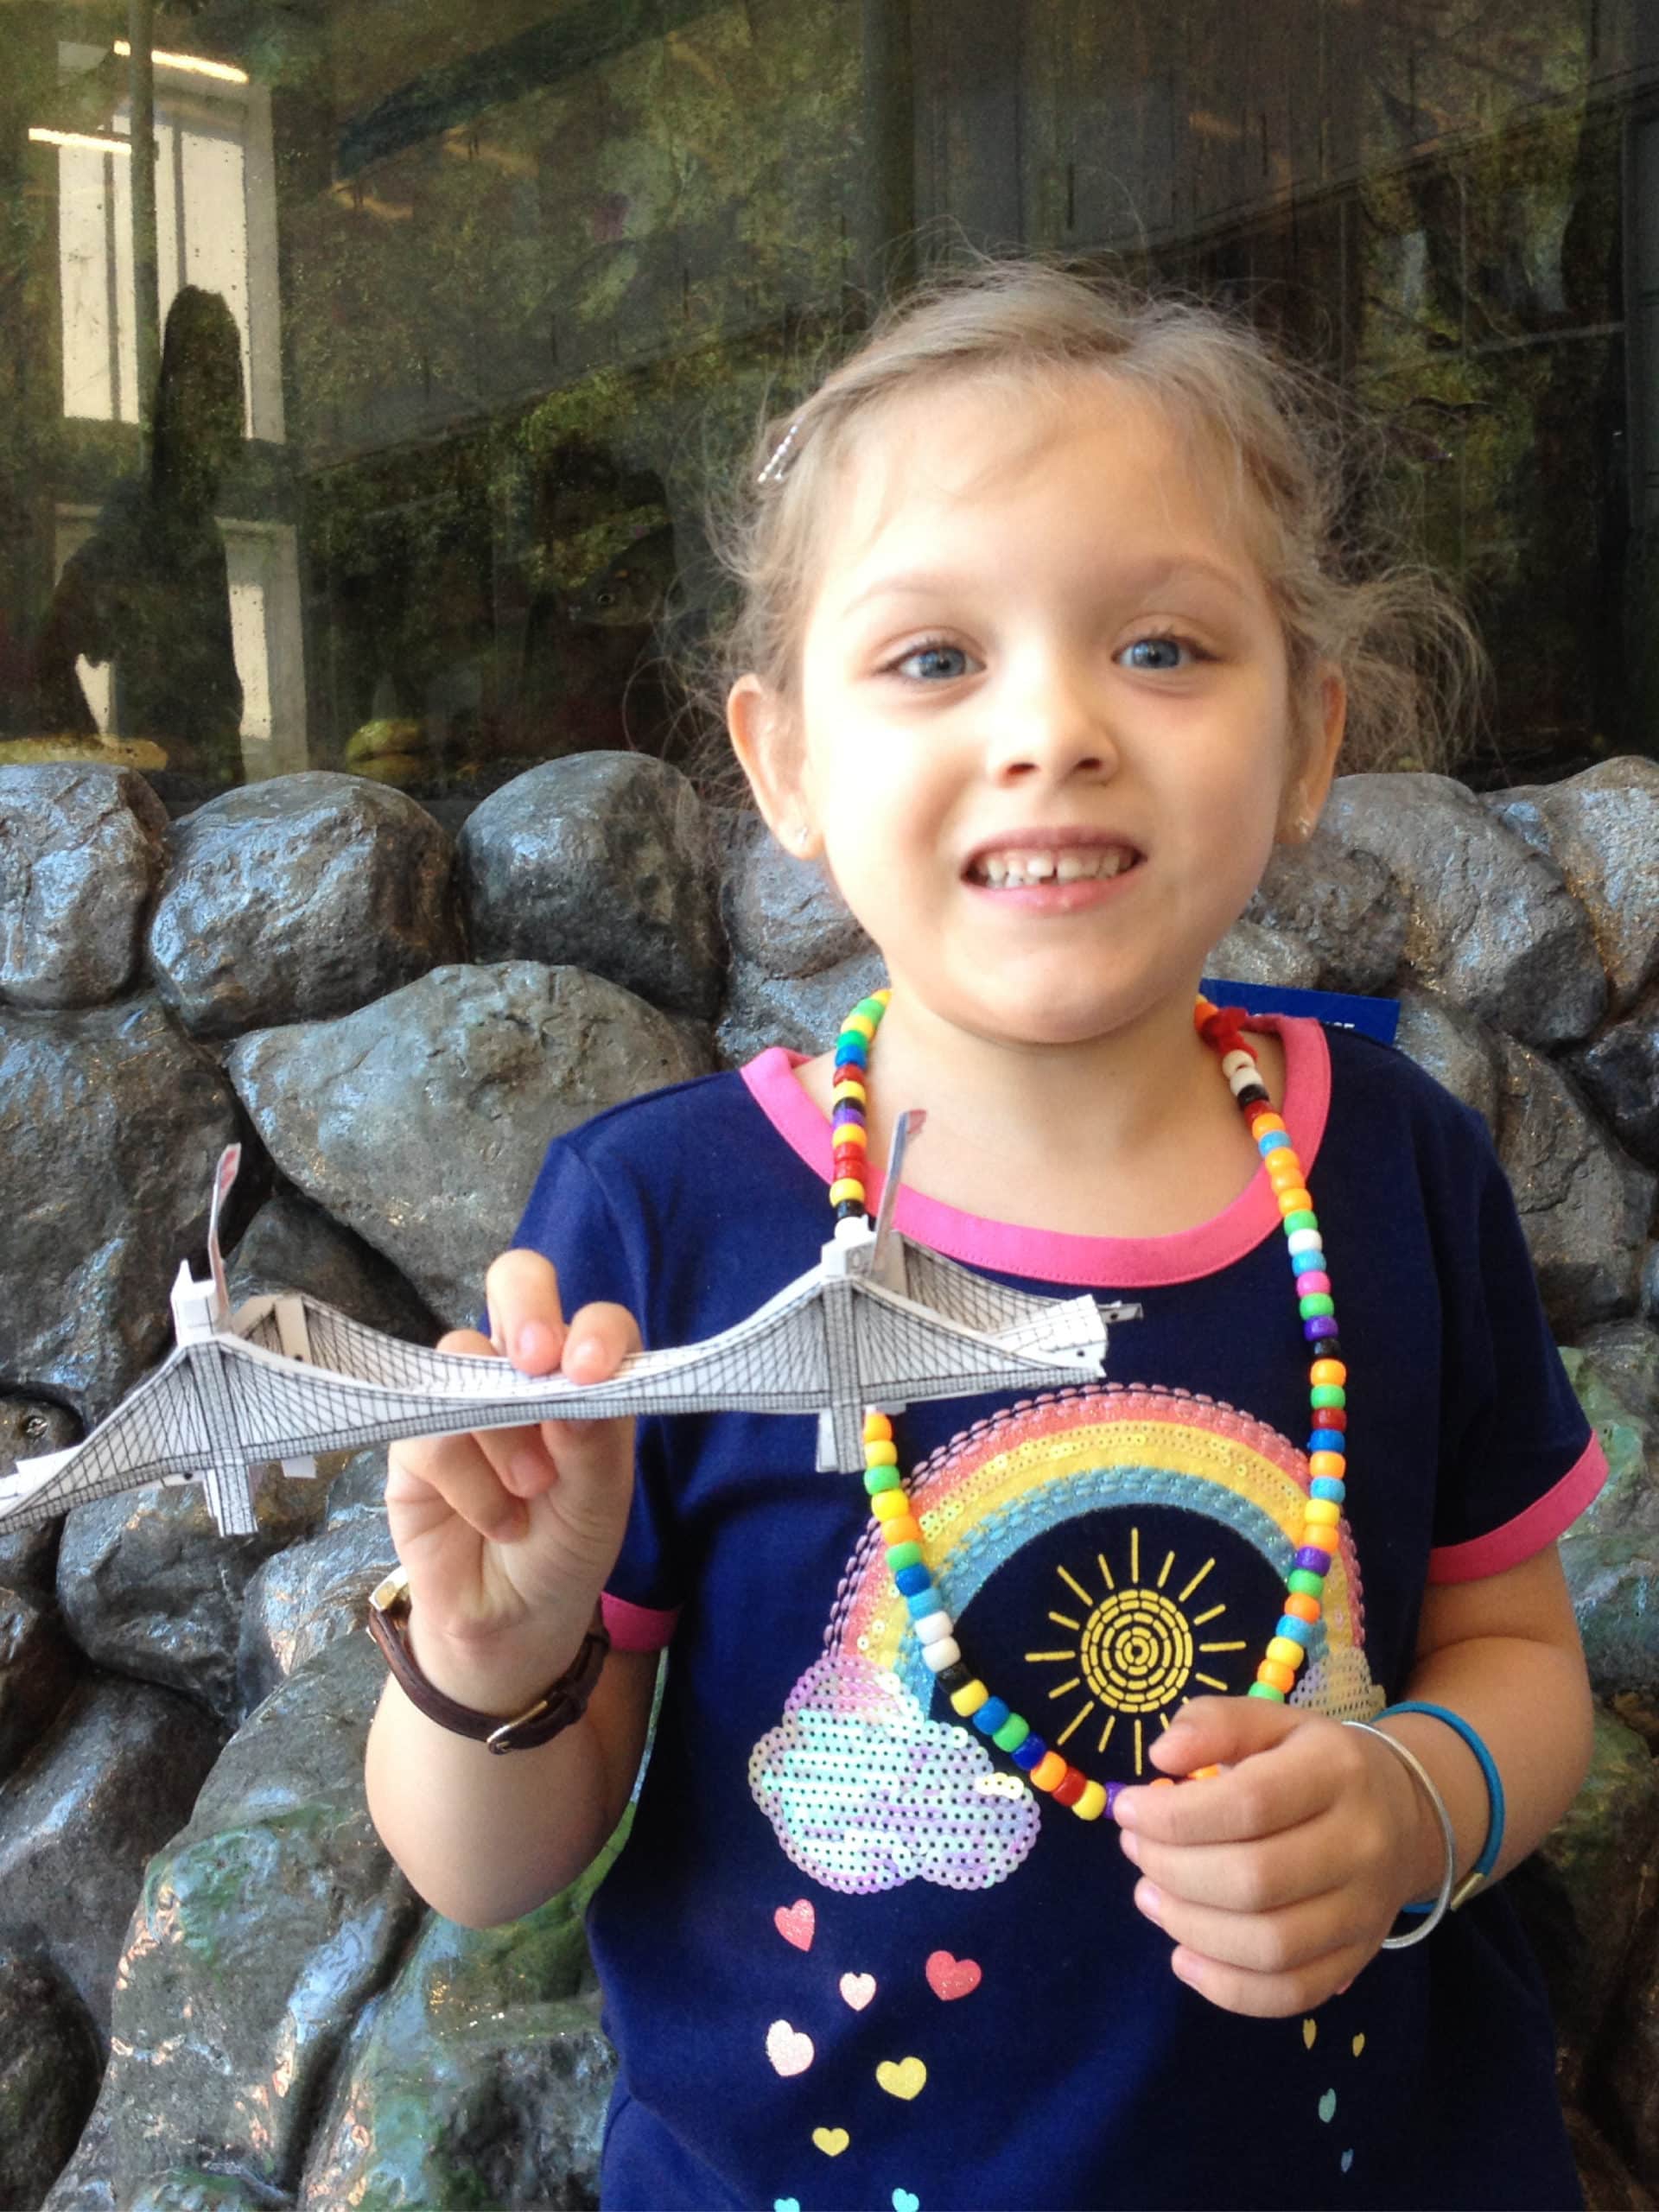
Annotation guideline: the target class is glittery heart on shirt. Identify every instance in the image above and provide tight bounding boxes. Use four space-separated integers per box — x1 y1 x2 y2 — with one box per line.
839 1971 876 2009
925 1950 981 2000
812 2127 850 2157
876 2056 927 2101
773 1898 816 1950
766 2019 815 2076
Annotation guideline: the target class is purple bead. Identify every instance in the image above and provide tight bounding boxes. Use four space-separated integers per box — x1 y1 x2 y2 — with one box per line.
1294 1545 1332 1573
1303 1315 1338 1340
1106 1781 1125 1812
830 1101 864 1127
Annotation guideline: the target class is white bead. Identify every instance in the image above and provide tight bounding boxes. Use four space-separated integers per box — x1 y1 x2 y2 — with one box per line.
1287 1228 1324 1255
921 1636 963 1672
913 1610 956 1645
1227 1065 1262 1096
1221 1049 1255 1080
835 1215 870 1245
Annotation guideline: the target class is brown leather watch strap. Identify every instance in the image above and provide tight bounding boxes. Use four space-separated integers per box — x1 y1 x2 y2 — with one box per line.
365 1569 610 1753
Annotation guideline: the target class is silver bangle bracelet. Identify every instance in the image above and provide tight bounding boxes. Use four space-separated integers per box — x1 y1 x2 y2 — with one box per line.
1344 1719 1458 1948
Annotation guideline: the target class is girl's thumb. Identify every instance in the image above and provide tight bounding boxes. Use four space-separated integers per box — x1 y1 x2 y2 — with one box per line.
1147 1692 1300 1777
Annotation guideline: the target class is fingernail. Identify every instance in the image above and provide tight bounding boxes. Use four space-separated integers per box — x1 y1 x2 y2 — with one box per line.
1134 1879 1163 1925
515 1320 557 1369
1170 1950 1199 1987
1112 1792 1138 1828
1336 1978 1354 1995
565 1333 601 1374
1118 1828 1142 1866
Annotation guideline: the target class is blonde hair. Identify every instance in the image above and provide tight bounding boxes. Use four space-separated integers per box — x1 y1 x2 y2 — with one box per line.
696 257 1483 776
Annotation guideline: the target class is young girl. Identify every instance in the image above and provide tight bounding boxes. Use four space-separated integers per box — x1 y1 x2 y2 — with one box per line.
365 262 1604 2210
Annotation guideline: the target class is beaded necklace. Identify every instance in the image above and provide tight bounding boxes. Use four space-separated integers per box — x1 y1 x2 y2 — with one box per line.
832 988 1348 1821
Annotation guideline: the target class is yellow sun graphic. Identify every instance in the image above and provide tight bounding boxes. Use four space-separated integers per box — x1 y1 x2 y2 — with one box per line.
1024 1525 1249 1776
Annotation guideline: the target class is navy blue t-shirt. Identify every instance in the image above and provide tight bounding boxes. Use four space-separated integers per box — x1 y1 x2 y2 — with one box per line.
512 1018 1604 2211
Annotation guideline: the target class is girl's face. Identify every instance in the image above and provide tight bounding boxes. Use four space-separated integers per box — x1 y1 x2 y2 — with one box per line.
734 372 1341 1056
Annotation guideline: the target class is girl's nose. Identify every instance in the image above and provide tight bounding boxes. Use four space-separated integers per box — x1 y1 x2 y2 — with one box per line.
983 670 1118 784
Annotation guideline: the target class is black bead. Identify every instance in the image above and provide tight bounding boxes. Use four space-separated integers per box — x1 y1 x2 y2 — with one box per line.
1314 1337 1343 1363
935 1662 972 1695
834 1198 866 1222
1236 1083 1271 1108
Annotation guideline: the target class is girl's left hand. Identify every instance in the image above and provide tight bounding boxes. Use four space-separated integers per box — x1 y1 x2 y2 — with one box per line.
1110 1697 1440 2017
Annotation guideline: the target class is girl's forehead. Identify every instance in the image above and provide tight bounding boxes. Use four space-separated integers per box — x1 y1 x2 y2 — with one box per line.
820 371 1257 581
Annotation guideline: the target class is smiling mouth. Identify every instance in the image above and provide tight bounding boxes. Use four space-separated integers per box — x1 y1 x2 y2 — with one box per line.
966 844 1142 888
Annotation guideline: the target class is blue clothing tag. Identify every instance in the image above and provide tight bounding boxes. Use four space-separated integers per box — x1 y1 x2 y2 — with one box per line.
1200 976 1401 1045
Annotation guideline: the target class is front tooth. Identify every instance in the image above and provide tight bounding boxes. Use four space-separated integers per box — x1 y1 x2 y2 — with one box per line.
1057 854 1090 880
1024 853 1057 880
982 857 1008 885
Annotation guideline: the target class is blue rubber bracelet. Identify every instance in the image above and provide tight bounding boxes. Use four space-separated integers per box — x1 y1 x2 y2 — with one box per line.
1380 1700 1505 1908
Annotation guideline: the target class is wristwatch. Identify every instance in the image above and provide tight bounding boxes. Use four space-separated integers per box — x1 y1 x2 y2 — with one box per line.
365 1567 610 1754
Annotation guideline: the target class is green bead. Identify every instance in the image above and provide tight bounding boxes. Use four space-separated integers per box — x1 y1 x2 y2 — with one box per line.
857 997 887 1021
863 1464 901 1495
1283 1209 1318 1233
1299 1292 1336 1319
1310 1383 1346 1408
1287 1568 1326 1596
1247 1681 1287 1702
886 1541 923 1572
993 1713 1031 1753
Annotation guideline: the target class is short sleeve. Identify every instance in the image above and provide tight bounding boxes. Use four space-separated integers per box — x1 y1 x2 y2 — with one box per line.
1428 1111 1607 1582
507 1134 683 1647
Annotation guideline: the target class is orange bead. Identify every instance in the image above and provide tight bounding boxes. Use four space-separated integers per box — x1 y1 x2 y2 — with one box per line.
1257 1659 1297 1694
1267 1153 1305 1185
1191 1764 1224 1780
1299 1522 1339 1554
882 1514 923 1548
1150 1776 1177 1789
1285 1592 1321 1624
1276 1187 1314 1216
1031 1751 1068 1791
1308 1451 1346 1481
1252 1113 1287 1138
862 1412 893 1442
1310 1358 1347 1387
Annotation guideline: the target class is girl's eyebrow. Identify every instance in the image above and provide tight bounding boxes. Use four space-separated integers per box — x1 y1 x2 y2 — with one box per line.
841 556 1253 623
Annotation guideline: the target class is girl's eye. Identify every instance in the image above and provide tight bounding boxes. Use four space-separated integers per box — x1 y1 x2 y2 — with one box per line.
892 642 975 682
1118 635 1198 672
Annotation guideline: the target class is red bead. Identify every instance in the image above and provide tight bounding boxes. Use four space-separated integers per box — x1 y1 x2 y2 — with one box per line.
1313 1408 1347 1432
1052 1766 1088 1807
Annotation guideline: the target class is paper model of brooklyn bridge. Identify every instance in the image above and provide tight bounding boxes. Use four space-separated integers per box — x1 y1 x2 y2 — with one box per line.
0 1139 1127 1538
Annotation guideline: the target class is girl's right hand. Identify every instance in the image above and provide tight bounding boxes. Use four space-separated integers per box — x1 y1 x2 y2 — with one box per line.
383 1249 639 1715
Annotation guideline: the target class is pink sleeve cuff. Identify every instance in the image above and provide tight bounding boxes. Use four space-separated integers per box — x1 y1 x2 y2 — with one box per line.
601 1591 679 1650
1427 1433 1609 1584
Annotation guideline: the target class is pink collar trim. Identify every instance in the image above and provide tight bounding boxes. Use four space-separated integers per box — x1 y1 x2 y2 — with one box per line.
739 1014 1332 1287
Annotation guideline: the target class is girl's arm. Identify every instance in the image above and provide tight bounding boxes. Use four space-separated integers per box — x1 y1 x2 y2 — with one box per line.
1109 1544 1594 2018
365 1637 657 1928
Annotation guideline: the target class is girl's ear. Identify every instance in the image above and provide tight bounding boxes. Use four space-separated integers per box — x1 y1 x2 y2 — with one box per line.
1280 665 1346 842
728 673 823 858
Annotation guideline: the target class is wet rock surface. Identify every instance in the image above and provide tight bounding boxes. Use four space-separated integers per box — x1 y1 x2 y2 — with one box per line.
1324 773 1606 1045
237 1460 397 1715
0 766 170 1013
0 1583 80 1782
1392 988 1503 1131
461 753 725 1020
0 1675 224 2038
229 961 713 1327
0 1935 101 2212
147 773 461 1040
720 815 868 979
0 998 239 1421
1569 990 1659 1170
56 1473 331 1730
1489 757 1659 1016
1559 1329 1659 1701
227 1192 440 1345
47 1635 420 2210
717 943 890 1066
1205 918 1321 989
1243 829 1408 994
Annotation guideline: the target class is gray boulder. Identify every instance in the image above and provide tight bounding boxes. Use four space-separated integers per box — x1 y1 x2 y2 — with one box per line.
0 1583 80 1782
238 1472 397 1716
1205 918 1321 989
147 772 461 1039
228 1192 440 1346
1244 830 1408 994
46 1633 420 2209
0 1936 101 2212
721 814 868 979
1496 1038 1655 1335
1568 990 1659 1170
0 998 240 1421
56 1470 332 1729
300 1832 622 2212
1489 757 1659 1014
1393 989 1503 1132
718 944 891 1066
0 765 170 1012
461 753 725 1019
1323 773 1606 1045
229 962 714 1328
0 1675 224 2037
1559 1338 1659 1701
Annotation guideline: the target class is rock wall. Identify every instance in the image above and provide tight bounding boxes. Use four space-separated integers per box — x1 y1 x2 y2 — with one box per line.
0 753 1656 2208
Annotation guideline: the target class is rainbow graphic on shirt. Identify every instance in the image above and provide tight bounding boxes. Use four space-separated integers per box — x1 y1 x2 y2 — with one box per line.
749 1385 1384 1894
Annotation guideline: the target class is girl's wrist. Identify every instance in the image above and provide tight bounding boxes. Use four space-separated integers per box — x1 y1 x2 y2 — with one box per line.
404 1599 601 1719
1372 1715 1471 1902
